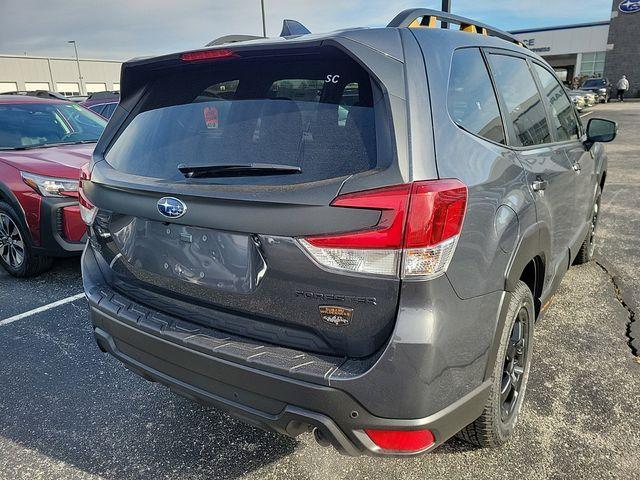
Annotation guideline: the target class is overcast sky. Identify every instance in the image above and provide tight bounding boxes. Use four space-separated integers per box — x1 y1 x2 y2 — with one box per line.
0 0 614 60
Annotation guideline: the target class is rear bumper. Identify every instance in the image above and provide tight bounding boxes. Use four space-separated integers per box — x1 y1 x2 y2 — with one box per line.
82 244 500 456
34 197 86 257
91 308 490 456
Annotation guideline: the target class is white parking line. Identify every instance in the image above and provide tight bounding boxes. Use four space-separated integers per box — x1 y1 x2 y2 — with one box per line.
580 111 593 118
0 293 85 327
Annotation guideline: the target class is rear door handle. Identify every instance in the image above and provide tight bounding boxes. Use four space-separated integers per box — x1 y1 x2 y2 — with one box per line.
532 179 548 192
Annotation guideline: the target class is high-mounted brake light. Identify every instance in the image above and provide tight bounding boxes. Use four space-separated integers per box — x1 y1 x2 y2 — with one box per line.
365 428 435 453
180 49 237 62
78 163 97 226
299 180 467 279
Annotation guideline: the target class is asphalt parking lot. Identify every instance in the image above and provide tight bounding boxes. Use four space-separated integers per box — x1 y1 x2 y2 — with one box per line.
1 102 639 480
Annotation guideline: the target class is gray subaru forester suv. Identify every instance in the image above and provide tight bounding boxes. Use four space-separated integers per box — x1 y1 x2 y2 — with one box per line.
80 9 617 456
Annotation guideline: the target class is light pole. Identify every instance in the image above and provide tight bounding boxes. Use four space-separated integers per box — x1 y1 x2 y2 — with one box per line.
260 0 266 37
441 0 451 28
67 40 84 95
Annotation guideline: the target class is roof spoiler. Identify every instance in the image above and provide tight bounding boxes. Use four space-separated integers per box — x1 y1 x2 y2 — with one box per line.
205 34 264 47
206 19 311 47
388 8 526 48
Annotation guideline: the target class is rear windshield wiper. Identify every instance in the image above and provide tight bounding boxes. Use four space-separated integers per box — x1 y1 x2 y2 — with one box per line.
178 163 302 179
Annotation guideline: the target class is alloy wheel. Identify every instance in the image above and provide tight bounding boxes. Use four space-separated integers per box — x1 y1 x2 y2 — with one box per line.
0 213 25 269
500 307 529 422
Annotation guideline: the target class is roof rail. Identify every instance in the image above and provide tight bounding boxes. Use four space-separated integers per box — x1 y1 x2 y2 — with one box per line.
387 8 526 47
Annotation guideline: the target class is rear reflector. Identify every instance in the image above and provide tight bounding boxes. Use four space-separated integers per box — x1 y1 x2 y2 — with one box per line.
78 163 97 226
365 429 435 453
298 241 400 277
180 49 237 62
299 180 467 279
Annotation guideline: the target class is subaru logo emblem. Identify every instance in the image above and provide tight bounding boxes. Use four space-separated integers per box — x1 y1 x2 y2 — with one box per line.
157 197 187 218
619 0 640 13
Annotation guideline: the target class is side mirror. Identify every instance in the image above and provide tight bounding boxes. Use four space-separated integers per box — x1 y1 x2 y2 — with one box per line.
586 118 617 145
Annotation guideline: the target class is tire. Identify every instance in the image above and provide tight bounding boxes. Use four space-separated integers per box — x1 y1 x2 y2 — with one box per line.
457 280 535 448
573 186 601 265
0 201 53 277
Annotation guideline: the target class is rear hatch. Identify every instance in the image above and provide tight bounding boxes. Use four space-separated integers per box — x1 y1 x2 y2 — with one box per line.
86 42 408 358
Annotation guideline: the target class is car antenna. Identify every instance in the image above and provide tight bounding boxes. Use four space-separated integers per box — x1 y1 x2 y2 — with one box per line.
280 19 311 37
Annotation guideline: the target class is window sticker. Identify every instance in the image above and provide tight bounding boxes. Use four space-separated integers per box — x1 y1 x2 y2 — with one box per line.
203 106 219 129
325 74 340 84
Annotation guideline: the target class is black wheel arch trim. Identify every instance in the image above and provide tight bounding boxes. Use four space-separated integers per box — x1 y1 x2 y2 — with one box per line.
504 221 550 295
0 183 32 244
0 183 26 222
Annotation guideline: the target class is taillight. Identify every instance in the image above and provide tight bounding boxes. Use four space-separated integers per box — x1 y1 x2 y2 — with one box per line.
180 48 237 61
78 163 97 226
364 428 435 453
299 179 467 279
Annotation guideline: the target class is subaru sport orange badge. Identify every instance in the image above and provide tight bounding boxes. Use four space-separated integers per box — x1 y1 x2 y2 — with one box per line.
319 306 353 326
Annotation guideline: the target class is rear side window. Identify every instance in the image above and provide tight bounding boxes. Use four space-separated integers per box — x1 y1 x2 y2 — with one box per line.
533 64 579 141
488 54 551 147
447 48 505 144
105 49 381 184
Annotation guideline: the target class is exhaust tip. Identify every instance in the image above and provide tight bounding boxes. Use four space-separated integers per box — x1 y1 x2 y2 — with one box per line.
313 427 331 448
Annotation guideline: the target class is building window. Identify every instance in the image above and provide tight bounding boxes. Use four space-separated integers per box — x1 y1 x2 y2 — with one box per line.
0 82 18 93
25 82 50 91
86 83 107 93
112 83 120 91
580 52 606 78
56 83 80 96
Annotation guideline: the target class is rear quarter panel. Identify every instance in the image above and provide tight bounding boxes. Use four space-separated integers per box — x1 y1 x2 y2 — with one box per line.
412 30 538 299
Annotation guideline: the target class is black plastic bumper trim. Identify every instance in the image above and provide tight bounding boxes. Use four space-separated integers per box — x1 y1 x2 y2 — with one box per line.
90 305 491 456
93 324 361 456
34 196 86 257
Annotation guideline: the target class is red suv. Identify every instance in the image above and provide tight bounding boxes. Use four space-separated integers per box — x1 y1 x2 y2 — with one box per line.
0 95 106 277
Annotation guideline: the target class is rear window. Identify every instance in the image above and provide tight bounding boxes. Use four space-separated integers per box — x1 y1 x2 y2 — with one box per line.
105 49 382 184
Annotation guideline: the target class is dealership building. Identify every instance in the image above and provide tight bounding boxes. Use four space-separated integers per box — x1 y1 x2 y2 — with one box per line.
511 0 639 95
0 54 121 96
511 22 610 82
